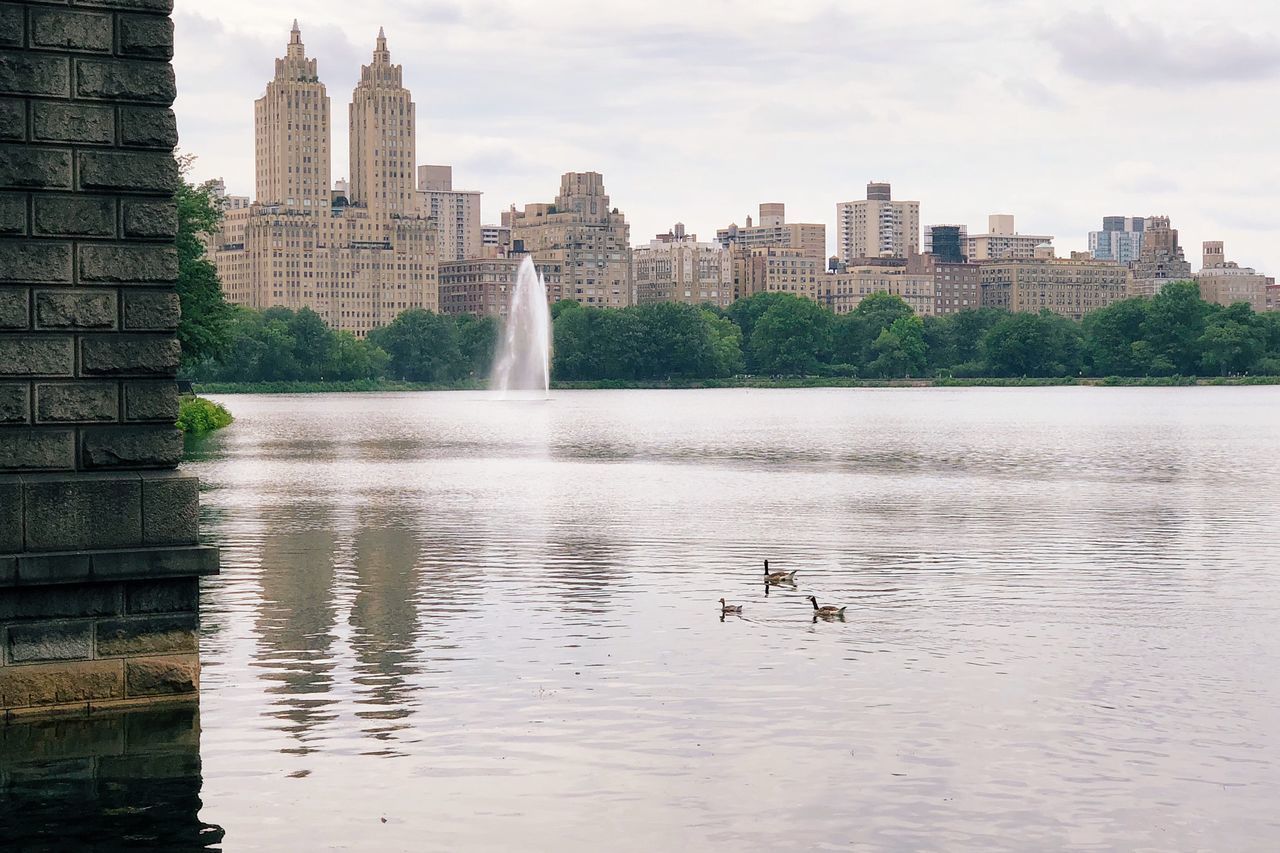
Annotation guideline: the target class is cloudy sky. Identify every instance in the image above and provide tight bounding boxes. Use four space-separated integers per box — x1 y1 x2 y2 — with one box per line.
175 0 1279 274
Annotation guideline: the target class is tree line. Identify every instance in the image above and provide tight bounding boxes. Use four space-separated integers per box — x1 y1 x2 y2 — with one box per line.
179 169 1279 384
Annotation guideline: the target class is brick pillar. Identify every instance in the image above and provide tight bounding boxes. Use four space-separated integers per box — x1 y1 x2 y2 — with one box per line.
0 0 218 719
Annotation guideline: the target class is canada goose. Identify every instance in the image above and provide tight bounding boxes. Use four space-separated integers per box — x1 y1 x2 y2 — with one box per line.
763 560 797 584
719 598 743 614
807 596 846 617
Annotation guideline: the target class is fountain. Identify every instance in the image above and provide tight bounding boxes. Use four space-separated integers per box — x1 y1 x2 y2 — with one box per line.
490 255 551 398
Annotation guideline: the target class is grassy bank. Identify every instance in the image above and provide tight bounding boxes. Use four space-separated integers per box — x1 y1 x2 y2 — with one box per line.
176 396 234 434
192 375 1280 394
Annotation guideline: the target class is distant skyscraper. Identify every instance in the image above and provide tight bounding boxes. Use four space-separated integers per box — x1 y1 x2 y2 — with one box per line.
418 165 482 262
1089 216 1145 264
964 215 1053 261
1195 240 1269 310
715 204 826 259
506 172 632 307
633 226 733 307
925 225 967 263
349 28 417 218
1129 216 1191 297
836 182 920 262
254 20 330 211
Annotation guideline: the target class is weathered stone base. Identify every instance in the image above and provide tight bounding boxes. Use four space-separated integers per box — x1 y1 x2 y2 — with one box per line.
0 548 216 720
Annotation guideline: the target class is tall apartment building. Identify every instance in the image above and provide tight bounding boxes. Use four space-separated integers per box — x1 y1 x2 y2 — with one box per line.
965 215 1053 261
438 257 564 317
715 204 826 260
505 172 632 307
821 263 935 316
836 182 920 263
980 256 1130 319
737 247 824 302
210 25 438 337
1196 241 1270 311
1089 216 1145 264
1128 216 1191 297
924 225 967 262
418 165 482 262
908 254 979 315
633 225 733 307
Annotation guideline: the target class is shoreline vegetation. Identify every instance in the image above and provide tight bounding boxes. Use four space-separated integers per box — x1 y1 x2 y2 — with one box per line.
194 375 1280 395
176 395 234 433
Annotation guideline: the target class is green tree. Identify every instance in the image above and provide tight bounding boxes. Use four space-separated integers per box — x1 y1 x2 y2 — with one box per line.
633 302 717 378
1140 281 1211 375
726 292 797 371
1083 298 1151 376
982 310 1083 377
749 296 833 374
1199 302 1266 375
552 302 601 380
833 292 915 369
456 313 499 378
703 310 744 377
868 315 927 378
176 161 232 370
368 309 463 382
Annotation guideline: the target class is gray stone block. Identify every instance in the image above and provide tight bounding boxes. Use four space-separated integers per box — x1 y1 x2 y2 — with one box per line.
118 15 174 60
34 289 118 330
91 545 218 581
32 194 115 236
0 7 23 48
15 552 92 584
141 473 197 545
117 106 176 149
0 191 26 234
0 51 71 98
125 577 198 614
0 658 124 707
7 622 94 664
79 243 178 283
96 614 196 656
35 382 119 423
122 289 178 330
0 428 75 470
0 336 74 375
0 382 29 424
32 101 115 145
0 478 20 552
81 425 182 469
77 150 176 193
30 10 114 54
0 241 73 283
0 286 29 328
0 146 73 190
123 380 177 422
0 556 15 584
80 335 180 376
121 199 176 238
0 99 23 140
77 1 175 12
0 582 124 621
22 474 143 551
75 58 176 104
124 655 196 698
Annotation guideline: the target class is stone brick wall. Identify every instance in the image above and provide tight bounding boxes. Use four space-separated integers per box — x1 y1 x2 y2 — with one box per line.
0 0 218 719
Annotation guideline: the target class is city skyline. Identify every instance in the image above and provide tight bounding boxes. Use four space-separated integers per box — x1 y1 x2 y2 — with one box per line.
176 2 1279 276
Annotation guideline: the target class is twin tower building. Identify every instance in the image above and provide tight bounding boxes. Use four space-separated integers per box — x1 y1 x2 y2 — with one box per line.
212 23 634 336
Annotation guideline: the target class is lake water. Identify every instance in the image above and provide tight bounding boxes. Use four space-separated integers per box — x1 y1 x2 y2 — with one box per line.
5 387 1280 851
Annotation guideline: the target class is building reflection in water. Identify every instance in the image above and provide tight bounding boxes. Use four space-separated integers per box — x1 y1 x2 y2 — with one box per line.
0 706 223 851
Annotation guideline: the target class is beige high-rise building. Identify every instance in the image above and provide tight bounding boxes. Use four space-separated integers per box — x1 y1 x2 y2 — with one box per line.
254 21 330 212
716 204 826 260
210 25 438 337
836 182 920 263
481 224 512 258
980 256 1130 319
505 172 632 307
633 225 733 307
965 215 1053 261
737 247 823 302
349 28 417 218
438 257 563 317
1128 216 1192 297
418 165 482 262
1196 241 1270 311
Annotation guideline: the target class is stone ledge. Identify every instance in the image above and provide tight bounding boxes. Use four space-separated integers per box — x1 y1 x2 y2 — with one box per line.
0 545 219 587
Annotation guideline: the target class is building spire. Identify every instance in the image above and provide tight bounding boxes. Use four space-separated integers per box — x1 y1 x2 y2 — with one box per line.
290 19 301 43
373 26 390 63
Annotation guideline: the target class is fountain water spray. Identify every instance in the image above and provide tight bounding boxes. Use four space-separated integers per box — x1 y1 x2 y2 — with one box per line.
490 255 551 398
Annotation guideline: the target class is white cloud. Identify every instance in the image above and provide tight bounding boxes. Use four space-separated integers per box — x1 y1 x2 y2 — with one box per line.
174 0 1280 276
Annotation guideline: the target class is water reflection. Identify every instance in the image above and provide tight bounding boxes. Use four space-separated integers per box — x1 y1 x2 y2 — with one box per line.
0 707 223 851
173 389 1280 849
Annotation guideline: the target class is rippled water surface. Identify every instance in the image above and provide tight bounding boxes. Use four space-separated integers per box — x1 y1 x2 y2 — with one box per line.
15 387 1280 851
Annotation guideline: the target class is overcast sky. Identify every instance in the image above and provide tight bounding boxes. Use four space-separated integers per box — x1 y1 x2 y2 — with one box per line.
175 0 1279 274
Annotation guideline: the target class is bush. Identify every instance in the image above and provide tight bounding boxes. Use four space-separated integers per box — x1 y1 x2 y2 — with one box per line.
176 396 233 434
